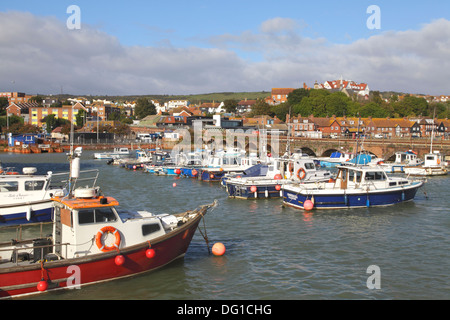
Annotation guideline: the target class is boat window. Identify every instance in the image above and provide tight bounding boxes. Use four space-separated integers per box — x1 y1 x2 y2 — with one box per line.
142 223 161 236
389 182 397 186
365 172 385 181
25 180 45 191
348 170 355 182
0 181 18 192
78 208 117 225
426 156 435 160
304 162 315 169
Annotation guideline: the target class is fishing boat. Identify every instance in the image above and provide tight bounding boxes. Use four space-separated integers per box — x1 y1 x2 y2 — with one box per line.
225 157 332 199
0 150 216 299
375 151 423 173
316 151 354 168
199 149 259 182
404 151 448 176
94 147 131 160
282 165 424 210
0 166 67 226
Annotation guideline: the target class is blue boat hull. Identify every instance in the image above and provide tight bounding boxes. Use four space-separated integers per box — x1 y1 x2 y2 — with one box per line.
282 183 422 209
226 183 283 199
200 170 226 182
0 207 53 226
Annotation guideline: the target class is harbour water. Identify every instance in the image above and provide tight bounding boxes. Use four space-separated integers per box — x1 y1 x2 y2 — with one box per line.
1 151 449 300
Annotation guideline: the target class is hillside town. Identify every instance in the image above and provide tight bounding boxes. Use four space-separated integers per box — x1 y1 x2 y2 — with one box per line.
1 79 449 151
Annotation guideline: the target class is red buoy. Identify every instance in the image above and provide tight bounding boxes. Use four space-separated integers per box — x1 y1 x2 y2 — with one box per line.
274 174 282 180
304 200 314 211
250 185 257 193
192 169 198 176
210 174 215 179
115 255 125 266
275 184 281 191
37 279 48 292
175 168 181 175
146 248 156 259
212 242 226 256
172 182 177 187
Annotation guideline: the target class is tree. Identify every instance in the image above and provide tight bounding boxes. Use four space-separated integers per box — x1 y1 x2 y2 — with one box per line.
287 88 310 106
223 99 238 114
135 98 156 119
0 97 9 116
248 99 273 117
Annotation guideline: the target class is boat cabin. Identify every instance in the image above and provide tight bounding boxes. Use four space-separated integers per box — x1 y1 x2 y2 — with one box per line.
334 166 408 190
52 188 179 260
394 151 419 164
423 151 444 167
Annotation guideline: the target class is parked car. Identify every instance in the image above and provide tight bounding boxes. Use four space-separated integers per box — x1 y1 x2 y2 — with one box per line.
374 134 383 139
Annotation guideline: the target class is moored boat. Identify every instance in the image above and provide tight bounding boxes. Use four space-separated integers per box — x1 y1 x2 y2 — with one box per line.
94 147 131 160
282 165 424 210
404 151 448 176
225 157 332 200
0 166 67 226
374 150 423 173
0 150 216 299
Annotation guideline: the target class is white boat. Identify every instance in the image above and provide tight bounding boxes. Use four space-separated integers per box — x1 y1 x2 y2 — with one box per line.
224 156 333 199
375 151 423 173
94 147 131 160
404 151 448 176
0 166 67 226
282 165 424 210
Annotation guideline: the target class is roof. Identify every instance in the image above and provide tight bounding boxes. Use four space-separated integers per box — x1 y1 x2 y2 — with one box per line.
271 88 295 95
52 195 119 210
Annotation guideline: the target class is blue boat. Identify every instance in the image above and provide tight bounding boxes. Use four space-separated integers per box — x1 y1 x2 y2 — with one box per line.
225 158 332 199
282 165 424 210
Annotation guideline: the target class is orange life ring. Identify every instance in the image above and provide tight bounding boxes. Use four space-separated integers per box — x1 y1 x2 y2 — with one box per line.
6 171 19 175
95 226 121 252
297 168 306 180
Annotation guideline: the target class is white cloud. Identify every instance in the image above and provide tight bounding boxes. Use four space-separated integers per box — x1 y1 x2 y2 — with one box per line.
0 12 449 96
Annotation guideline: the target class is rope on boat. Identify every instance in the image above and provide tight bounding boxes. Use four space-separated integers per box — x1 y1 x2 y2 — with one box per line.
196 200 219 255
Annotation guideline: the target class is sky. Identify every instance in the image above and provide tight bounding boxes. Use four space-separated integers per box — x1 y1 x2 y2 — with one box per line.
1 0 450 96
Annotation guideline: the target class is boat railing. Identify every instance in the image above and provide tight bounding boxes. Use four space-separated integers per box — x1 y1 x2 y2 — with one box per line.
50 169 100 193
0 241 70 266
0 221 52 238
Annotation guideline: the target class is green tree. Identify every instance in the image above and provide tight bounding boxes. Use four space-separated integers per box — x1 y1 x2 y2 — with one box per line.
223 99 238 114
270 103 290 122
287 88 310 106
248 99 273 117
0 97 9 115
135 98 156 119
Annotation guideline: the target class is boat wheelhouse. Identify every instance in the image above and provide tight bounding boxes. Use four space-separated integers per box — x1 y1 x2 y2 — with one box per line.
282 165 424 210
404 151 448 176
94 147 131 160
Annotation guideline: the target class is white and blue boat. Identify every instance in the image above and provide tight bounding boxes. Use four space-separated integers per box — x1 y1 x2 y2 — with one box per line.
225 157 333 199
94 147 131 160
0 167 67 226
375 151 423 173
282 165 424 210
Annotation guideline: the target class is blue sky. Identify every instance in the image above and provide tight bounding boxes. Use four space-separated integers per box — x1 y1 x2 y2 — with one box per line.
1 1 450 95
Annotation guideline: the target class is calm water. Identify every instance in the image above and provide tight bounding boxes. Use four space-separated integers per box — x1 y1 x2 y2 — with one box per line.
1 151 449 300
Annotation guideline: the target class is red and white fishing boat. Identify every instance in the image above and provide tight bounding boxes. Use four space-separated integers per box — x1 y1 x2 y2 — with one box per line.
0 148 216 299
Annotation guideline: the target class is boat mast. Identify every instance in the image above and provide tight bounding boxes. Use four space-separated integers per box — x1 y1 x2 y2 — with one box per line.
430 107 436 154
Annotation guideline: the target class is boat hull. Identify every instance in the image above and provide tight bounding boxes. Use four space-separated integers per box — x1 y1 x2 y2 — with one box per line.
226 183 283 199
0 214 203 298
0 201 54 226
282 182 423 209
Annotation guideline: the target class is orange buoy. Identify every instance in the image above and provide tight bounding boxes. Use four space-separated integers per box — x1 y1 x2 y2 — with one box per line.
274 174 282 180
304 200 314 211
275 184 281 191
172 182 177 187
250 185 257 193
212 242 226 256
192 169 198 176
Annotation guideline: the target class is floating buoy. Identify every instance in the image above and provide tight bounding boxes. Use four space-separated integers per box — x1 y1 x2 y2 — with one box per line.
275 184 281 191
146 248 156 259
115 255 125 266
304 199 314 211
172 182 177 187
250 185 257 193
274 174 282 180
236 175 241 178
192 169 198 176
212 242 226 256
175 168 181 175
37 279 48 292
210 174 215 179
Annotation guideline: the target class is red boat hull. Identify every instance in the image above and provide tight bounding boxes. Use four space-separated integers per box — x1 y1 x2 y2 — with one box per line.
0 218 201 298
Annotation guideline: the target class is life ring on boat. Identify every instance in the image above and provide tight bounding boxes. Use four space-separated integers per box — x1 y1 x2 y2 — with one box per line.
6 171 19 175
95 226 121 252
296 168 306 180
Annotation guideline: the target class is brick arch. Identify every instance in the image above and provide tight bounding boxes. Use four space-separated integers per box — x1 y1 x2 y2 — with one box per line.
321 148 340 157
